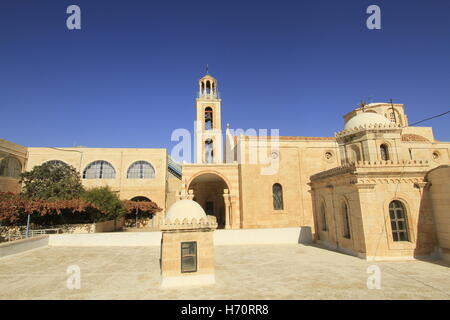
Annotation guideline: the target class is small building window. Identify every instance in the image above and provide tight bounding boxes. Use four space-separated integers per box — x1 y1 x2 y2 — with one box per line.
181 241 197 273
83 161 116 179
320 203 327 231
342 203 351 239
127 161 155 179
380 144 390 161
389 200 409 242
272 183 284 210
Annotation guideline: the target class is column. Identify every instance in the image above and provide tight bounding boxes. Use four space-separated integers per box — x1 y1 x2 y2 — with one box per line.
223 189 231 229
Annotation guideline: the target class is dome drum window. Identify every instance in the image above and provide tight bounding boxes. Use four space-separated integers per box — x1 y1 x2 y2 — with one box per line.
380 144 390 161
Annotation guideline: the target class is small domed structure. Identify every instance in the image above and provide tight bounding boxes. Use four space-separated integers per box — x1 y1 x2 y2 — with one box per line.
165 199 207 222
344 112 391 130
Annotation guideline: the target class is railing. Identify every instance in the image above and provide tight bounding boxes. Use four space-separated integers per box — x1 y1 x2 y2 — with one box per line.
4 228 61 242
196 91 221 99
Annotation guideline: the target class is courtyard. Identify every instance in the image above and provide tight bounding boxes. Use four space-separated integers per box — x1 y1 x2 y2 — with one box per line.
1 243 449 299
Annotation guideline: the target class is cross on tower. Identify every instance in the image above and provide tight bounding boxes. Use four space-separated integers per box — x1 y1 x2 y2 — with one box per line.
359 100 367 112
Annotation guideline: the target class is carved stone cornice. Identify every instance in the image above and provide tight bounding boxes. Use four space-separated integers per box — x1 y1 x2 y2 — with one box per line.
335 122 402 140
160 216 218 231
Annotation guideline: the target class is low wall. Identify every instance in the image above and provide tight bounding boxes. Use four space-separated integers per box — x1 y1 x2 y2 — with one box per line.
1 227 312 258
0 219 124 240
0 235 49 258
95 218 125 233
47 227 311 247
48 231 162 247
214 227 311 245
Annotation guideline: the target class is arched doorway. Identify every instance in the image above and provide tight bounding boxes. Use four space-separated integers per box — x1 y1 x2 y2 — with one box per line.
188 173 229 229
127 196 154 228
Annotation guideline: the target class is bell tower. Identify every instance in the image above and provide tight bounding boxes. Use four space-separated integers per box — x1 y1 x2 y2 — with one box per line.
195 72 223 164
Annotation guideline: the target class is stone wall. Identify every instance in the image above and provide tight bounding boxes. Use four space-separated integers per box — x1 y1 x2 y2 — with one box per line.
426 165 450 261
238 137 339 231
26 147 169 224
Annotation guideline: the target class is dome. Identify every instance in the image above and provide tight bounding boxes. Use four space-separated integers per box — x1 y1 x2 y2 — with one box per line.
200 74 217 81
165 199 207 221
344 112 391 130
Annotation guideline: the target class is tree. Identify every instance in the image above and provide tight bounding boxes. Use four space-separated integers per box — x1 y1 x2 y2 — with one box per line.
20 162 84 201
0 192 98 225
81 187 126 222
123 199 162 227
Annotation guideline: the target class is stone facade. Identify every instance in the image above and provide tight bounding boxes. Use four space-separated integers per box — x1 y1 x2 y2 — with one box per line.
24 147 181 224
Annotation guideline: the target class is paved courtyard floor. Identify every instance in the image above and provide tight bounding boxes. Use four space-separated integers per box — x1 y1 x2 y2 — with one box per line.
1 244 449 299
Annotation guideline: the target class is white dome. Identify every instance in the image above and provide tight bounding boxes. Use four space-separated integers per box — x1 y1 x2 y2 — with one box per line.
165 199 207 221
344 112 391 130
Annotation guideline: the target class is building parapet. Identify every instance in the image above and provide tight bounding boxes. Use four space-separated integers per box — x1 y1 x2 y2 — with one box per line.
160 215 218 231
311 160 430 181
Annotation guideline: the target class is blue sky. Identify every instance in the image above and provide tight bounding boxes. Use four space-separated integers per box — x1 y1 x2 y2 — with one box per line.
1 0 449 150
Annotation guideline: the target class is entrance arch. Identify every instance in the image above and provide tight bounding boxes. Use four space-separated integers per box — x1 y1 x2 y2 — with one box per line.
188 172 229 229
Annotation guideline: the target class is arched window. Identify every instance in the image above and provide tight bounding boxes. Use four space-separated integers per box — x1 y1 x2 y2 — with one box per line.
389 200 409 242
380 144 389 161
127 161 155 179
205 139 213 163
342 202 351 239
0 157 22 178
272 183 284 210
320 202 327 231
130 196 151 202
83 161 116 179
205 107 213 130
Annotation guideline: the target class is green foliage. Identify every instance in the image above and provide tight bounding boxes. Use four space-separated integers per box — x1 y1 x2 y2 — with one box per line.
81 186 126 222
20 162 84 201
